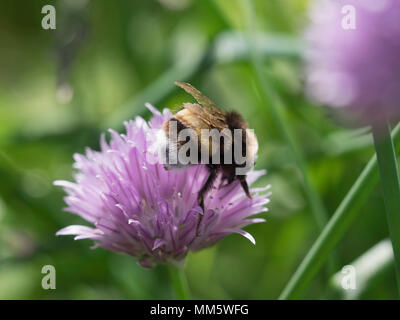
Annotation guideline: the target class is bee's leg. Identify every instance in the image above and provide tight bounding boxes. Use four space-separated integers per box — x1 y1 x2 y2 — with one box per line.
196 166 218 235
198 166 218 209
238 175 252 199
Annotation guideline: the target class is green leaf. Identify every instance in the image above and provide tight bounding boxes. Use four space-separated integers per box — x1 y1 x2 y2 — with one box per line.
372 122 400 296
330 239 393 299
279 123 400 300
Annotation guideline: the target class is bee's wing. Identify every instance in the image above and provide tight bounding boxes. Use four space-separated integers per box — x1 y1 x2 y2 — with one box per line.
183 103 227 131
175 81 226 122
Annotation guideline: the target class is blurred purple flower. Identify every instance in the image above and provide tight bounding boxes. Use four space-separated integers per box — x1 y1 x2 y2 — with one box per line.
305 0 400 126
55 105 270 268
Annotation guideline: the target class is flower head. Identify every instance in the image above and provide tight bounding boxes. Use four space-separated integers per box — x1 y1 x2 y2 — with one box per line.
305 0 400 126
55 104 270 268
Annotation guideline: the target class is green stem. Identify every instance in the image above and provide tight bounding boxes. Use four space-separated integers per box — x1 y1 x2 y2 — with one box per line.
243 1 328 231
372 121 400 296
250 57 328 230
279 123 400 300
168 266 190 300
239 1 339 276
241 0 336 276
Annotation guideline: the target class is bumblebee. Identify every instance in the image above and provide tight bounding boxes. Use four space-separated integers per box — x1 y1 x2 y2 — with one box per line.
162 81 258 210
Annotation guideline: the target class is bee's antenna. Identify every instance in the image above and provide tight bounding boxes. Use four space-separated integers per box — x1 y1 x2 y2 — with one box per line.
239 176 252 199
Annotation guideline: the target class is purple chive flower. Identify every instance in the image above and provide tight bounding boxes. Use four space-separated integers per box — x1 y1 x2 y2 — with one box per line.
305 0 400 126
55 104 270 268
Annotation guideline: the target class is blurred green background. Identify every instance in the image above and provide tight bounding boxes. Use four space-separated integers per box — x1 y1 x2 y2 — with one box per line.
0 0 396 299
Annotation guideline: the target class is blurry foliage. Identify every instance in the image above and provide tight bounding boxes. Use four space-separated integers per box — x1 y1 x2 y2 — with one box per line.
0 0 397 299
